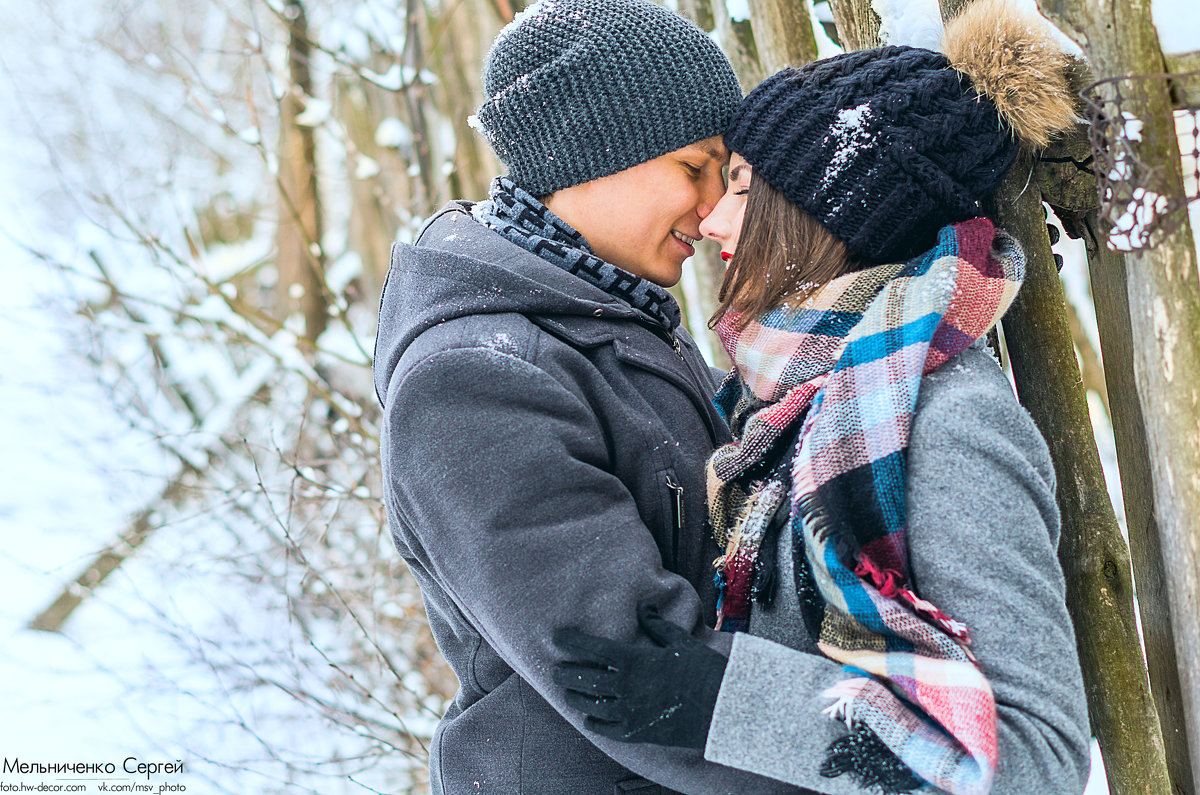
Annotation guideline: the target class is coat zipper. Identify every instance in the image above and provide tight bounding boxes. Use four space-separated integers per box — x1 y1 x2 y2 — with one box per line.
665 474 685 564
670 332 683 360
621 316 721 445
633 316 686 361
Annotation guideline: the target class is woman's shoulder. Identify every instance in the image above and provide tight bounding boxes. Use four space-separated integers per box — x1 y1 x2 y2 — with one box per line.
912 340 1055 490
917 339 1011 406
915 340 1022 425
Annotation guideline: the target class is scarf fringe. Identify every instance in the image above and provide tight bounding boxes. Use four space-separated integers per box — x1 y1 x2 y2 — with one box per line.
820 721 925 795
822 676 870 727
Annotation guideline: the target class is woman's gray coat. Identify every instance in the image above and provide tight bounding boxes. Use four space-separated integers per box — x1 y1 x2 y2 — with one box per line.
703 344 1092 794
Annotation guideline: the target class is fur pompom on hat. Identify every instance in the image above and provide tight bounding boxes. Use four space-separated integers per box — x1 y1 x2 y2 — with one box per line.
725 0 1076 263
475 0 742 197
943 0 1076 149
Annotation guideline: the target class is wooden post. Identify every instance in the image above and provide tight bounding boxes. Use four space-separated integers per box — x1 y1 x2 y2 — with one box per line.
826 0 881 51
988 149 1172 795
1037 117 1195 795
930 1 1176 789
1086 219 1194 795
1037 1 1200 787
746 0 819 73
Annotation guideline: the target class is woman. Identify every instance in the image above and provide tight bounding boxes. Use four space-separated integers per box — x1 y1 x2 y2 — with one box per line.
553 1 1091 793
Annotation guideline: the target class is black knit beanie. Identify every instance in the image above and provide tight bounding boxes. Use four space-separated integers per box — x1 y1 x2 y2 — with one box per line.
726 46 1020 264
474 0 743 198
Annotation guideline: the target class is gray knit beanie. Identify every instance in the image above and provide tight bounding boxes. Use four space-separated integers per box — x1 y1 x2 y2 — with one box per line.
474 0 742 197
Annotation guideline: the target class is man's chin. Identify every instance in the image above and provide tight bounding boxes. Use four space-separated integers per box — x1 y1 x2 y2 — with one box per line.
644 262 683 289
611 254 682 289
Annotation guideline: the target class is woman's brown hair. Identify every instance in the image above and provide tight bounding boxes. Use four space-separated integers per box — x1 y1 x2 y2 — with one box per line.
709 172 859 330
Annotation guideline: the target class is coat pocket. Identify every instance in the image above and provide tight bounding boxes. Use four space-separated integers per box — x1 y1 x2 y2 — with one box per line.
615 777 663 793
655 468 685 569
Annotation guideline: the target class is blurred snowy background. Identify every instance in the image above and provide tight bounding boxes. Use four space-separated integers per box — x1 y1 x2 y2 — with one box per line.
1 0 1197 792
0 0 474 791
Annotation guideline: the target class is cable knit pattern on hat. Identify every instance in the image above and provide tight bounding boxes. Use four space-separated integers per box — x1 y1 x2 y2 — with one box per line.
726 1 1076 265
475 0 743 196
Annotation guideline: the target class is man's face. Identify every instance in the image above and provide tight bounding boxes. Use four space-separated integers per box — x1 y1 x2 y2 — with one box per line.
542 136 728 287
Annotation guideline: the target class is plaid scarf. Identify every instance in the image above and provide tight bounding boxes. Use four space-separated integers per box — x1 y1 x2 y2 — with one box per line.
473 176 681 331
708 218 1024 795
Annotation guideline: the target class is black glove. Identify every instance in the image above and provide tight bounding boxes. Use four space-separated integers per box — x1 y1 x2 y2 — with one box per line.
553 599 727 749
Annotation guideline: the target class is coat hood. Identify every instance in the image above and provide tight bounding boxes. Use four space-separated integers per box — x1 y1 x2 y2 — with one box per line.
373 201 648 404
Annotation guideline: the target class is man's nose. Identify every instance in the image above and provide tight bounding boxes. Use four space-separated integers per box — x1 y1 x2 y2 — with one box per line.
696 172 726 219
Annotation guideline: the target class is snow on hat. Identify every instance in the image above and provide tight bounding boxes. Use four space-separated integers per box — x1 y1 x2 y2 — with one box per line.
726 0 1075 263
474 0 743 197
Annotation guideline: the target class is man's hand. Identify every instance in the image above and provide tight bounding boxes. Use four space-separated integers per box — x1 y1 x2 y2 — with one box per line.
553 599 727 749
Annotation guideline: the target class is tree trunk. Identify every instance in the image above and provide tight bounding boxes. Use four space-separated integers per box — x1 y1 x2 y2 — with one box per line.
677 0 823 364
988 150 1172 795
680 246 732 371
429 0 502 203
709 0 766 89
1064 296 1111 421
1037 1 1200 788
676 0 714 31
336 77 399 304
938 0 971 23
1085 214 1194 795
826 0 881 51
675 0 752 362
746 0 819 73
275 0 327 343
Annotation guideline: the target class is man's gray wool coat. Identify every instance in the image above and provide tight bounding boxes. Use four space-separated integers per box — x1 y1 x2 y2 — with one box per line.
373 202 805 795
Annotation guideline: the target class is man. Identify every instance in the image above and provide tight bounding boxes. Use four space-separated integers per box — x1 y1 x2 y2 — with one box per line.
373 1 800 791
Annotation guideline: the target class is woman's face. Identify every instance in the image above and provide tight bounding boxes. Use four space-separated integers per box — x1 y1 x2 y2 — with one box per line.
699 152 751 262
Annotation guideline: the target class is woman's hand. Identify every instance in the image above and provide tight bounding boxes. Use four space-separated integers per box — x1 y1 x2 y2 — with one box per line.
553 599 727 749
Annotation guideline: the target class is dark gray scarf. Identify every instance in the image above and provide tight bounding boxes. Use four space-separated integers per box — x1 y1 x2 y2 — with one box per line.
474 176 682 332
